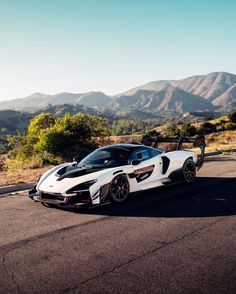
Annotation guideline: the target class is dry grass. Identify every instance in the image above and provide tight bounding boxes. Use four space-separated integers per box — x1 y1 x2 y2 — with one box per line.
0 163 53 186
205 130 236 151
109 134 142 144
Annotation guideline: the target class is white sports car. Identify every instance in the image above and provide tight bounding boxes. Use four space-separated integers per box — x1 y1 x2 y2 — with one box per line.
29 136 205 208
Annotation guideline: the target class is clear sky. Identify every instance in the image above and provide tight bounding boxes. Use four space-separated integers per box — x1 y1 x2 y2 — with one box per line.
0 0 235 100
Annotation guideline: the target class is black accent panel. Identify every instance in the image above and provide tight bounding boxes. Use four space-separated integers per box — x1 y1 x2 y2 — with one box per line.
67 191 91 204
168 168 183 182
113 170 123 175
129 165 155 183
55 164 77 177
99 183 110 202
57 168 87 180
39 192 64 201
128 172 136 179
66 180 96 193
28 185 37 199
161 156 170 174
57 166 106 181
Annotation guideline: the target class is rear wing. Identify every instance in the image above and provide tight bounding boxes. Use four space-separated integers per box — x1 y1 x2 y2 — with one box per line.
141 135 206 170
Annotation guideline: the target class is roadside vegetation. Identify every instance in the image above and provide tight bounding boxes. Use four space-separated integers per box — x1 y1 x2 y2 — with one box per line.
3 112 110 168
0 111 236 186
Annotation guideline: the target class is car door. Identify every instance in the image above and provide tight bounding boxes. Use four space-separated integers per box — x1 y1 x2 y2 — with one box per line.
129 147 163 191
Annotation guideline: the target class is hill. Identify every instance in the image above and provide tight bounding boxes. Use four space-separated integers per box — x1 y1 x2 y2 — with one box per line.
117 72 236 112
0 91 111 111
120 72 236 101
172 72 236 102
0 72 235 116
111 86 214 113
0 110 33 135
32 104 117 121
212 84 236 111
0 110 33 151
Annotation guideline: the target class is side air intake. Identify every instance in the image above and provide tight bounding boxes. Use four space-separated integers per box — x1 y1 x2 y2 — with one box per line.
161 156 170 174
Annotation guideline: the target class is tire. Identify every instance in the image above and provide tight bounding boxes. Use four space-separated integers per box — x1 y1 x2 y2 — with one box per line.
182 159 196 183
109 174 129 203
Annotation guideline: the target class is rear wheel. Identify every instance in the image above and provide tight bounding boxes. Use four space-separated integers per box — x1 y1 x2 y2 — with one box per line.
182 159 196 183
109 174 129 203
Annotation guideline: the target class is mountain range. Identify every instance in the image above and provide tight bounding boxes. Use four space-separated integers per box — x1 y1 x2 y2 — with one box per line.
0 72 235 115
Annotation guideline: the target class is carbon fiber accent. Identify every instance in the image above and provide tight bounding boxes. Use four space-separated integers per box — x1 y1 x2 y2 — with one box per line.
129 165 155 183
161 156 170 174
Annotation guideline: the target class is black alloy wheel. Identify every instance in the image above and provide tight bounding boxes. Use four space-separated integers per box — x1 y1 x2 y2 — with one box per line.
182 159 196 183
110 174 129 203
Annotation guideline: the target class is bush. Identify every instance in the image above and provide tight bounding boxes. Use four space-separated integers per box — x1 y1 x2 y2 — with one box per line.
216 124 225 132
0 158 6 172
180 124 196 137
223 122 236 130
27 113 55 145
111 119 153 135
228 112 236 123
7 112 111 166
164 124 180 137
198 122 216 135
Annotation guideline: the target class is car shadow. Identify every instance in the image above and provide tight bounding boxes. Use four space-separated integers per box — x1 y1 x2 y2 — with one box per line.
61 176 236 218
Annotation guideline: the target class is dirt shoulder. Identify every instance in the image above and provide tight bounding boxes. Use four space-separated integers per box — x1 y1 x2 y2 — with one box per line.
0 165 53 186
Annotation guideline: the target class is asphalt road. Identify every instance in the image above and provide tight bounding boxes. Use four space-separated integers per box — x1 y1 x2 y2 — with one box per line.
0 155 236 294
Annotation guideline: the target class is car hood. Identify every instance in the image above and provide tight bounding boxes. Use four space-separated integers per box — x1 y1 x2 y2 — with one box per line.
37 163 119 194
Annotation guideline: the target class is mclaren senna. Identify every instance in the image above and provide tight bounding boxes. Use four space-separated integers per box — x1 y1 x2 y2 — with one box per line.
29 135 205 208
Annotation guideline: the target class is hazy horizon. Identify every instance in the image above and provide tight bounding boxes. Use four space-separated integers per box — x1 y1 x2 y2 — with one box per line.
0 0 235 101
1 70 236 102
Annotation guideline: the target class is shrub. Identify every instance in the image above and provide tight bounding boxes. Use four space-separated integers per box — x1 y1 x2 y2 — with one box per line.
216 124 225 132
180 124 196 137
164 124 180 137
7 112 111 166
223 122 236 130
228 112 236 123
198 122 216 135
0 158 6 172
27 113 55 145
111 119 153 136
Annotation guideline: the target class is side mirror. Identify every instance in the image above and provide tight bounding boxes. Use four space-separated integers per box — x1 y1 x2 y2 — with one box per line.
131 159 141 166
73 156 80 163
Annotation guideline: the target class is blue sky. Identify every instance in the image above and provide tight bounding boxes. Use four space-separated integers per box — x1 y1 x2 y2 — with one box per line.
0 0 235 100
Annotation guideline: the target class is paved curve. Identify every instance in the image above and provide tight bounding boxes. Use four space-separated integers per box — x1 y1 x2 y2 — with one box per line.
0 155 236 294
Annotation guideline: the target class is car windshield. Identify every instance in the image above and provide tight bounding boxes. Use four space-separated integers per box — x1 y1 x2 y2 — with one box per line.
78 147 131 168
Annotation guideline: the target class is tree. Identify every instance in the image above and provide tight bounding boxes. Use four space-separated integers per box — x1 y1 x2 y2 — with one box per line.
111 119 151 136
35 113 110 161
223 122 236 130
164 124 180 137
228 112 236 123
7 112 111 164
198 122 216 135
27 113 55 144
180 123 196 137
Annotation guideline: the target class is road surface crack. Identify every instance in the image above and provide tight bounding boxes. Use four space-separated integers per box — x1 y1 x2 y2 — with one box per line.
60 215 229 293
1 248 22 293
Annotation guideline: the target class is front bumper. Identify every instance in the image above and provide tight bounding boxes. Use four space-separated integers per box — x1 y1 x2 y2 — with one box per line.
29 187 92 208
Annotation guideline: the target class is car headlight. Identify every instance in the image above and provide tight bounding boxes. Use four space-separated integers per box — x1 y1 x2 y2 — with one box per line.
65 179 98 194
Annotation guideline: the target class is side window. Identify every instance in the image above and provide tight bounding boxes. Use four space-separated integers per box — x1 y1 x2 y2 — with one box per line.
136 150 150 160
149 148 160 158
129 148 151 162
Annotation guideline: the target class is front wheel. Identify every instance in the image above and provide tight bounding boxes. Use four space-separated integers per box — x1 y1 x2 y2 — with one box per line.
182 159 196 183
109 174 129 203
